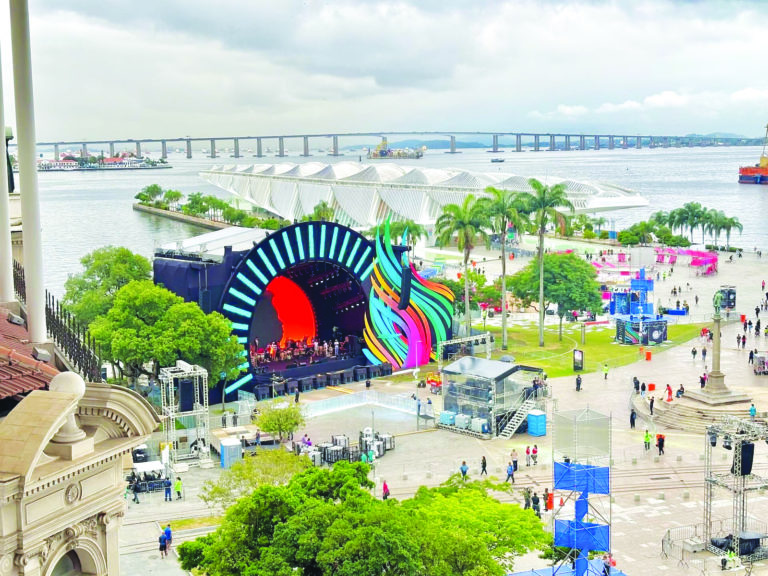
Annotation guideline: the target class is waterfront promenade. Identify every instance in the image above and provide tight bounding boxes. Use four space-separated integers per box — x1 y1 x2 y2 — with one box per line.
119 246 768 575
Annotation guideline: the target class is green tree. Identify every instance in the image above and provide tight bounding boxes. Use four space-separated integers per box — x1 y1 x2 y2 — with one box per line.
141 183 164 202
303 200 335 222
509 253 602 340
178 464 549 576
480 187 529 350
163 188 183 209
183 192 209 217
200 449 312 509
62 246 152 326
388 219 427 249
518 179 574 347
253 400 306 442
90 280 244 385
435 195 490 336
722 215 743 249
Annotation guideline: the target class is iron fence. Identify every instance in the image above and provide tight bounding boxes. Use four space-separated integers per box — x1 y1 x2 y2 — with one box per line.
12 260 102 381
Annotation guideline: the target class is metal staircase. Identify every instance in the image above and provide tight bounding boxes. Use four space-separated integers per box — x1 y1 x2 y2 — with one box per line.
498 398 536 438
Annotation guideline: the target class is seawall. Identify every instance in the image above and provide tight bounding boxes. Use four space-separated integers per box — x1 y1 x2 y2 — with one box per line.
132 204 230 230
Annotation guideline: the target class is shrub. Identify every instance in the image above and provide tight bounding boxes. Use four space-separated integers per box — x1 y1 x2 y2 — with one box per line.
599 230 610 240
583 230 597 240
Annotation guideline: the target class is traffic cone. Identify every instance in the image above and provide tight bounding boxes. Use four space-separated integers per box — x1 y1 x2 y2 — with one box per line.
559 497 564 507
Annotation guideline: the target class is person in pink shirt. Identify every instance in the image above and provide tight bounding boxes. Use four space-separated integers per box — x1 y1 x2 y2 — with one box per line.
525 445 531 467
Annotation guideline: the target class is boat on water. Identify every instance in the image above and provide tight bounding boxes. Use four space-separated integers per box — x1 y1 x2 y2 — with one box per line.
367 142 424 159
738 123 768 184
15 157 172 172
490 158 505 163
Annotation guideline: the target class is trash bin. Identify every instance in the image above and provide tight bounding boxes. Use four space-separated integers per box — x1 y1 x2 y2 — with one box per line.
741 314 746 323
645 350 652 361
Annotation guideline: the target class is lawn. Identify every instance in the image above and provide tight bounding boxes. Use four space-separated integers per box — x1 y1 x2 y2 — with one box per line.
171 516 222 531
481 320 707 377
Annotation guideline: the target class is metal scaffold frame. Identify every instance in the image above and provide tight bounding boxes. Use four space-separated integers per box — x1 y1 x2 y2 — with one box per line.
160 360 212 468
437 332 492 371
704 415 768 561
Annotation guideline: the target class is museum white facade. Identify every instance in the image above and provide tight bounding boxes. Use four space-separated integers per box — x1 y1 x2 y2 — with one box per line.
201 162 649 229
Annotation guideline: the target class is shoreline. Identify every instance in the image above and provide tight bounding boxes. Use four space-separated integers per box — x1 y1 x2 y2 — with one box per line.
132 203 229 230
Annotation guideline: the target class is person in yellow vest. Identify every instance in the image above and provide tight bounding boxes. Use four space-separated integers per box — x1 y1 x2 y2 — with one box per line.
174 477 183 500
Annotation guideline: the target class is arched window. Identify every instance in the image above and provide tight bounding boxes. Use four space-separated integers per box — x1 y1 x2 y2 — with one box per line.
51 551 82 576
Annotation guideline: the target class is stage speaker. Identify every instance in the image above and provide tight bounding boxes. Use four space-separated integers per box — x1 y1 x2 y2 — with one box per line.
178 378 196 412
199 289 212 313
7 312 24 326
732 441 754 476
398 266 412 310
32 347 51 363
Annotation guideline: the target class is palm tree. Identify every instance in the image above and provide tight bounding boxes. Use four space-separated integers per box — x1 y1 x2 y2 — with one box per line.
722 216 743 249
681 202 706 242
591 216 607 234
518 178 574 347
703 209 726 246
649 210 669 227
480 187 530 350
388 219 427 250
435 195 491 336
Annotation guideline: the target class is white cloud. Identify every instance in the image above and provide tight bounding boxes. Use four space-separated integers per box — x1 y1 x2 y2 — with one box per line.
2 1 768 138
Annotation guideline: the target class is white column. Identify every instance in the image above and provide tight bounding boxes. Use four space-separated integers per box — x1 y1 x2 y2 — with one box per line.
10 0 47 343
0 40 15 304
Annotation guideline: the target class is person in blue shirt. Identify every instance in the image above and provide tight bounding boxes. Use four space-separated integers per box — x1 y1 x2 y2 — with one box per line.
505 462 515 483
158 532 168 558
750 403 757 422
164 524 172 550
459 461 469 481
164 477 172 502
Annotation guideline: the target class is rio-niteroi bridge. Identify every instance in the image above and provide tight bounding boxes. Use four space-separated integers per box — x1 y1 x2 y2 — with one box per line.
30 130 760 160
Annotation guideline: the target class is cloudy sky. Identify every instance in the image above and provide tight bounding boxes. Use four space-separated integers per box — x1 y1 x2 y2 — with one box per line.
1 0 767 141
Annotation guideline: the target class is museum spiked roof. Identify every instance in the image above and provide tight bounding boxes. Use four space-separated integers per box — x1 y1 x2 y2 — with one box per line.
0 308 58 400
201 162 649 229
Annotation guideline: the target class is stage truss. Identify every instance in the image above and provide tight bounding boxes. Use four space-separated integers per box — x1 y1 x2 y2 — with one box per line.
160 360 212 468
437 332 493 372
704 415 768 560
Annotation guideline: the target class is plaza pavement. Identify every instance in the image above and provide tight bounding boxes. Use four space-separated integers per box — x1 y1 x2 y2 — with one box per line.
120 245 768 575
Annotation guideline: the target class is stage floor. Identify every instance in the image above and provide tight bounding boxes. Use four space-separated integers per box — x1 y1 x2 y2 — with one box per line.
509 560 628 576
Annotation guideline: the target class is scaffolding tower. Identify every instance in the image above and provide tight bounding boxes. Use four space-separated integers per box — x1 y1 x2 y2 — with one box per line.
551 408 613 575
704 415 768 561
159 360 211 468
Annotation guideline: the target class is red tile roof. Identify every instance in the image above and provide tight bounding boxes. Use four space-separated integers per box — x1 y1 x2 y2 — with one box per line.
0 310 58 400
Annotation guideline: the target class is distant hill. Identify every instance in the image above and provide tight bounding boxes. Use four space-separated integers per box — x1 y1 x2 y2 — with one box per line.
685 132 745 138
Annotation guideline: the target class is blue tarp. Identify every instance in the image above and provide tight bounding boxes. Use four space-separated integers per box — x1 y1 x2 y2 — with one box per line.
553 462 610 494
554 520 610 552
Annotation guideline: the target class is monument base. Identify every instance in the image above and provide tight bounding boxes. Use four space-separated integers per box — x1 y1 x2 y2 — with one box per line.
683 389 752 406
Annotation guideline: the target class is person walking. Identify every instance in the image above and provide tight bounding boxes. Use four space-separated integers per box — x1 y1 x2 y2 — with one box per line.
701 347 707 363
657 434 665 456
511 449 519 471
742 334 747 349
459 461 469 481
750 403 757 422
640 382 646 397
691 347 697 360
756 305 761 319
164 524 172 550
480 456 488 476
649 396 655 416
749 349 755 365
603 363 609 380
602 553 612 576
294 388 300 404
700 373 706 389
532 444 538 466
523 487 532 509
576 374 582 392
164 477 172 502
633 377 640 395
132 482 140 504
505 462 515 483
158 531 168 559
174 477 183 500
525 445 531 467
644 429 652 451
382 480 390 500
630 408 637 429
531 492 541 518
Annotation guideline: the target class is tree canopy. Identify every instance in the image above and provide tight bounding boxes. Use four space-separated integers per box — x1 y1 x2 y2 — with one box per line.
200 448 312 510
89 280 244 382
62 246 152 326
178 463 549 576
253 400 306 441
509 253 602 340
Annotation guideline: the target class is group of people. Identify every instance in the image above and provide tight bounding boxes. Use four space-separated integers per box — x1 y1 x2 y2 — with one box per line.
249 336 351 369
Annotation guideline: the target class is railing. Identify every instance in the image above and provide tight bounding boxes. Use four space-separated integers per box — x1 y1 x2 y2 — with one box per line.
12 260 102 381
